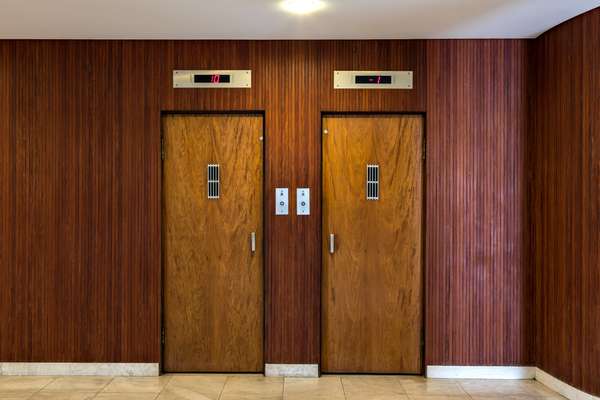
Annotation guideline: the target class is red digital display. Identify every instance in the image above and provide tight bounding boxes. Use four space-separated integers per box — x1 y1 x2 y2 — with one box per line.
355 75 392 84
194 74 231 84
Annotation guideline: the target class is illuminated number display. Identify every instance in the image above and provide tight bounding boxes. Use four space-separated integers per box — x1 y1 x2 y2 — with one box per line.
193 74 232 84
355 75 392 84
173 70 251 88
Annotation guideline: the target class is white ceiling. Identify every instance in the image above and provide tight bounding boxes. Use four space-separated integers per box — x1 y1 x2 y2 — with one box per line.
1 0 599 40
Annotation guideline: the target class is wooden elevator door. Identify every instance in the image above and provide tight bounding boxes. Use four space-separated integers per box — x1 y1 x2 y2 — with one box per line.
322 114 424 373
162 114 263 372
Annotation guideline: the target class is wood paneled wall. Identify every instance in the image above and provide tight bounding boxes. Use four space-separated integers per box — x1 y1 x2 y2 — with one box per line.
0 41 161 362
531 8 600 396
0 40 531 367
426 40 532 366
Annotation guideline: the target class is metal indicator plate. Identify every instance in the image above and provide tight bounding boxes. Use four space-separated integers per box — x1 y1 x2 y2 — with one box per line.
296 188 310 216
334 71 413 89
367 164 379 200
207 164 220 199
275 188 289 215
173 70 251 88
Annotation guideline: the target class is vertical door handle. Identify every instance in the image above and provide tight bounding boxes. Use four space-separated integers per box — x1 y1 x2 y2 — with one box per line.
251 232 256 253
329 233 335 254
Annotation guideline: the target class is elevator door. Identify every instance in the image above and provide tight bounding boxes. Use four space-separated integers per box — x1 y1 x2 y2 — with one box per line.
162 114 263 372
322 114 424 373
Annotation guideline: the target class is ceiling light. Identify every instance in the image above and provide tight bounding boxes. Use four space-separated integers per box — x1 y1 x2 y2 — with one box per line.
279 0 326 15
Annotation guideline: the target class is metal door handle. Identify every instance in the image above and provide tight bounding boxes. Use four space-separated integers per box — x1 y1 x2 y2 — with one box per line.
251 232 256 253
329 233 335 254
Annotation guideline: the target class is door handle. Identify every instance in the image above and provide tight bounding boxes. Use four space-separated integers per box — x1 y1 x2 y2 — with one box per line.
329 233 335 254
251 232 256 253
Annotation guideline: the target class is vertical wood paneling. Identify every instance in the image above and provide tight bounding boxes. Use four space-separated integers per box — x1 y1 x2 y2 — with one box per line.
318 41 427 112
426 40 532 366
582 10 600 396
0 41 162 362
532 8 600 396
120 40 161 361
262 41 321 364
0 39 532 367
532 20 584 386
0 41 15 360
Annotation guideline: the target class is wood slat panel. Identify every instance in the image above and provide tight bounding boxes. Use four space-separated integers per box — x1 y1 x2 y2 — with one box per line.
531 8 600 396
0 41 162 362
0 39 532 368
531 20 584 386
318 40 427 112
0 41 15 360
261 41 321 364
426 40 532 366
582 10 600 396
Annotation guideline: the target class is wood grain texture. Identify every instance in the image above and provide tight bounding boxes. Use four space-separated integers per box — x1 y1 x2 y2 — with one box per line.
318 41 427 112
531 7 600 396
581 10 600 396
0 41 161 362
0 41 14 360
0 39 532 367
426 40 532 366
162 115 263 372
322 115 423 373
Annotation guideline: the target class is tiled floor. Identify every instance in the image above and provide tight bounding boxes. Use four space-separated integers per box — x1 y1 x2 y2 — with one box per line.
0 374 565 400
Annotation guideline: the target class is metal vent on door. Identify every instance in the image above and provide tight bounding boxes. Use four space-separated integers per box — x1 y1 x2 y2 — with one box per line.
207 164 220 199
367 164 379 200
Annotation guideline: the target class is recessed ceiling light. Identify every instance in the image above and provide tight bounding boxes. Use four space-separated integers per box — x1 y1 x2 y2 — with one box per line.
279 0 326 15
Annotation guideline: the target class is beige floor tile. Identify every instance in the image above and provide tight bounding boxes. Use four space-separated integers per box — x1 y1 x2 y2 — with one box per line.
156 390 214 400
347 395 409 400
101 376 171 393
42 377 112 392
401 380 466 396
94 394 159 400
284 377 345 400
526 382 565 398
0 394 33 400
157 375 228 400
396 376 428 383
30 392 97 399
468 396 564 400
0 375 566 400
342 376 407 400
407 396 471 400
220 376 283 400
0 377 55 393
458 380 563 398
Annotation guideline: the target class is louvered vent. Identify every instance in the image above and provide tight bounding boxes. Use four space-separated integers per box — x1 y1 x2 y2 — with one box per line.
366 164 379 200
207 164 220 199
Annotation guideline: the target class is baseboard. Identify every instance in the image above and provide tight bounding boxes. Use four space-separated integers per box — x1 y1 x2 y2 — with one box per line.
0 362 159 376
535 368 600 400
264 363 319 378
426 365 536 379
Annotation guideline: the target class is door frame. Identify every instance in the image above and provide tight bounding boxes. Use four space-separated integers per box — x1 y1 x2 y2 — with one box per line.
319 111 427 376
159 110 267 373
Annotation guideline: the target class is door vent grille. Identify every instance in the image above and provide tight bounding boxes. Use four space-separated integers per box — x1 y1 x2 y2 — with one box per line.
207 164 220 199
367 164 379 200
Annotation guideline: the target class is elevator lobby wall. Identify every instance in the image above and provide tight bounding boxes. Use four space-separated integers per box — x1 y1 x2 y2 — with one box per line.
0 40 532 367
